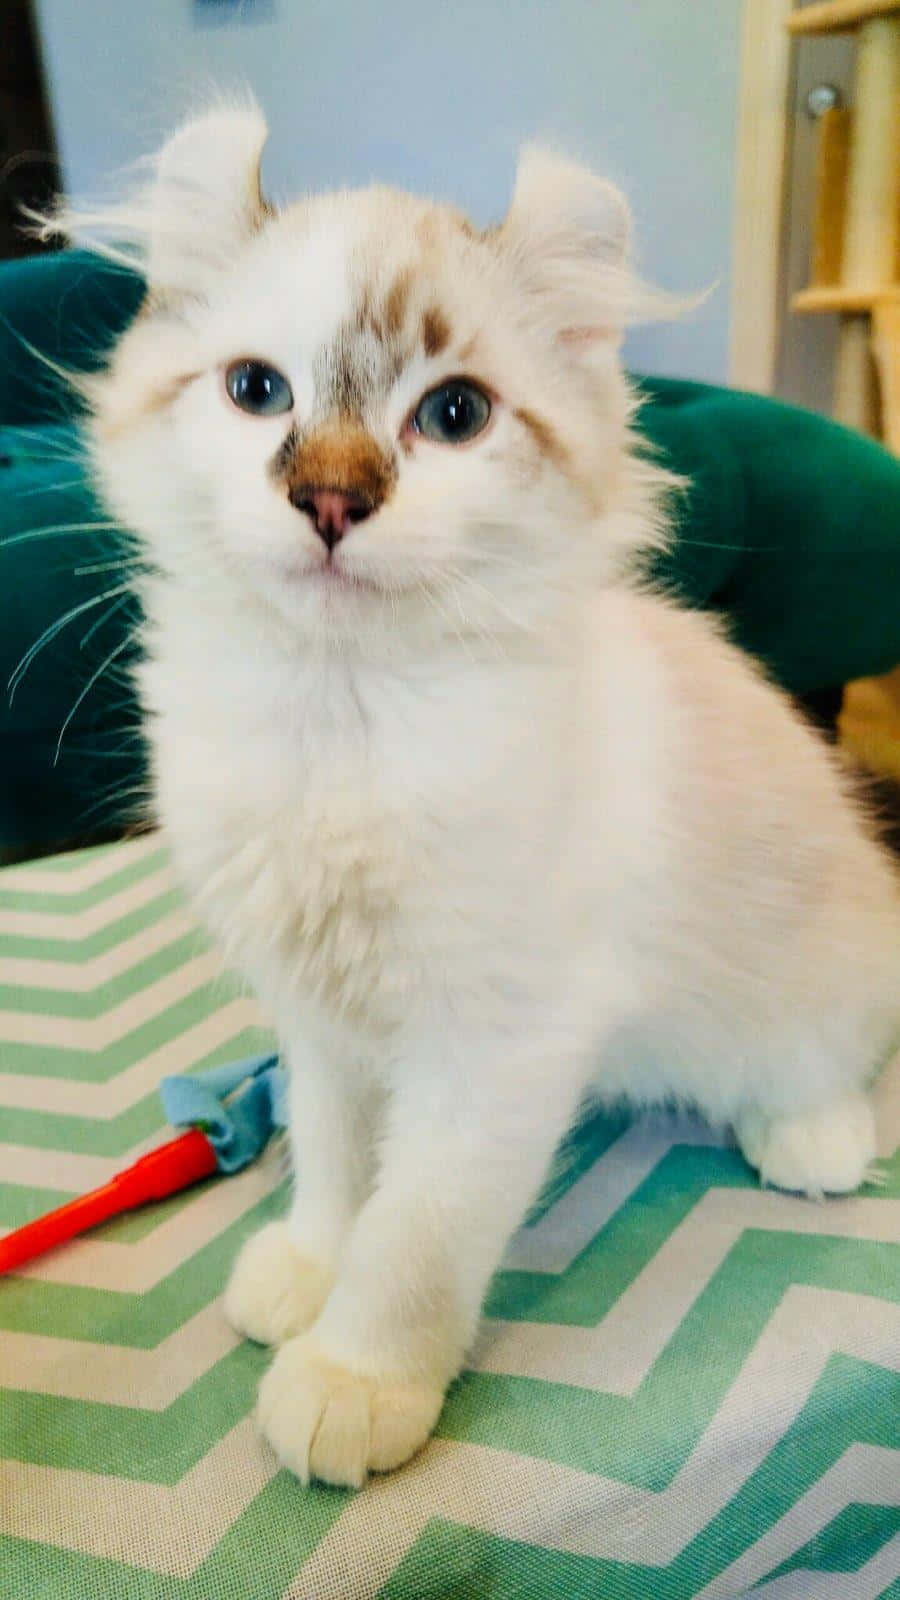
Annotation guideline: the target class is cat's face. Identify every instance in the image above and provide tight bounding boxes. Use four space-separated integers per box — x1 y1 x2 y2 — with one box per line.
87 108 656 657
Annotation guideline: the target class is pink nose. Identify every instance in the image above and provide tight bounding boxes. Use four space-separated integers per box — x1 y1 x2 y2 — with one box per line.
289 486 372 551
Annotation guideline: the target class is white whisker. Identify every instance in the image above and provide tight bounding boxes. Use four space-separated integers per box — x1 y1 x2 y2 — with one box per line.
79 590 138 650
53 634 137 765
413 577 479 664
13 476 92 499
0 520 127 552
74 557 146 577
8 581 134 700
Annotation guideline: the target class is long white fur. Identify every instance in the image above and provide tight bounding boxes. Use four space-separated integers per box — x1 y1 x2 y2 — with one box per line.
63 104 900 1487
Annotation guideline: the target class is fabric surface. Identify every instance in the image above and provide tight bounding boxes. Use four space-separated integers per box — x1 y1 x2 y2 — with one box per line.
5 250 900 858
1 835 899 1598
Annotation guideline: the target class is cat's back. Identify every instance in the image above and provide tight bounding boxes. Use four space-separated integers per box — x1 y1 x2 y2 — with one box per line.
581 581 900 958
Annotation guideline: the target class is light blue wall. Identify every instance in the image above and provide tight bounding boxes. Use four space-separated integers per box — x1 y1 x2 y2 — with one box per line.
35 0 742 382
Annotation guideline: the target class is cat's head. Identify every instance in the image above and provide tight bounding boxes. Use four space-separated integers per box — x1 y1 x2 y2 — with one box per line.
69 105 667 659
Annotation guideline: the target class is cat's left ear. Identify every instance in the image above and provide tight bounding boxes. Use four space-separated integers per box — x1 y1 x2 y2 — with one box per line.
146 104 271 297
500 147 633 348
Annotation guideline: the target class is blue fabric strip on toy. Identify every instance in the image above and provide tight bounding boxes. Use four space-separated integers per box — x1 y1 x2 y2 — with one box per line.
160 1052 288 1173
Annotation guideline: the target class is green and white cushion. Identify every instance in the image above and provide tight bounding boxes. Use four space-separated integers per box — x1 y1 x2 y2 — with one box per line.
1 836 899 1598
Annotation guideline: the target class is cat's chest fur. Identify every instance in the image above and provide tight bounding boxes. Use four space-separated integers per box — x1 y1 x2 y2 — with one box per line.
210 763 415 1025
145 639 564 1029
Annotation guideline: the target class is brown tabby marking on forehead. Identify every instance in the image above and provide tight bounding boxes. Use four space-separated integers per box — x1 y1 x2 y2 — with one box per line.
277 422 397 509
355 285 381 342
312 297 410 419
383 269 414 338
513 407 570 472
422 307 451 359
353 275 433 373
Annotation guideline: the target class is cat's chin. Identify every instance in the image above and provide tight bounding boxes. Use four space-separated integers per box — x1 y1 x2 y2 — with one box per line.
261 556 406 639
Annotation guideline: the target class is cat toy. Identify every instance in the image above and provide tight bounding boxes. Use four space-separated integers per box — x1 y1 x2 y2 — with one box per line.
0 1053 286 1275
0 1049 598 1275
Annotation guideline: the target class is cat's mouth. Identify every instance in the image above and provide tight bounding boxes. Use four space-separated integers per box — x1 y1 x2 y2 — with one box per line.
297 558 386 596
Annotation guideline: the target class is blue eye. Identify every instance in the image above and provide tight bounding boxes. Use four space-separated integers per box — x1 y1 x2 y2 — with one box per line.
225 359 293 416
412 379 491 444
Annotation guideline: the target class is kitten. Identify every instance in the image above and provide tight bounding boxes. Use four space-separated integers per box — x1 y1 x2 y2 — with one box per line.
59 104 898 1489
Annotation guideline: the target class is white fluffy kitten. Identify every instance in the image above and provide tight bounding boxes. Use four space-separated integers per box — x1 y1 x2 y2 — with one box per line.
68 106 898 1488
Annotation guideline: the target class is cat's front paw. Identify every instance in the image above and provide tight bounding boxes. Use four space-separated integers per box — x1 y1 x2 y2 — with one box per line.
223 1221 333 1346
256 1334 445 1487
736 1091 876 1197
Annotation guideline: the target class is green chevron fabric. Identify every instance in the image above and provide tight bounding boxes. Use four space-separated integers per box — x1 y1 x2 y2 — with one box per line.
1 836 899 1598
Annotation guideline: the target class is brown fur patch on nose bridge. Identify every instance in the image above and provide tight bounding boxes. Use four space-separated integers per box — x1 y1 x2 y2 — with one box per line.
281 423 396 509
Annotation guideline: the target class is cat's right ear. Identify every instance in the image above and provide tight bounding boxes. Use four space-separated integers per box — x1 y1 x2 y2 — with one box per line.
146 106 270 297
31 103 271 300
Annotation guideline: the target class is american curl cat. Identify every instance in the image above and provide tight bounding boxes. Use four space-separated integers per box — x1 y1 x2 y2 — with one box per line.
53 104 898 1488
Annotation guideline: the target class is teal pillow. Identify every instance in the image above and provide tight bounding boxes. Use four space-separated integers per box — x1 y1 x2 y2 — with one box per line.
0 250 143 425
639 376 900 693
0 423 144 855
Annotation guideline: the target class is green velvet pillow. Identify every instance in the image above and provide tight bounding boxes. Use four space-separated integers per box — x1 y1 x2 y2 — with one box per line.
1 422 144 856
3 252 900 856
640 375 900 694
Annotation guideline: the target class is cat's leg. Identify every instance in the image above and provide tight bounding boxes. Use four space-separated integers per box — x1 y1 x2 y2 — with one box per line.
734 1090 876 1197
224 1037 371 1346
255 1031 590 1486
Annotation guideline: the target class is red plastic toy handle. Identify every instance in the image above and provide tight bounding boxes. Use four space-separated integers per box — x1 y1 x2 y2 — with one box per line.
0 1129 218 1275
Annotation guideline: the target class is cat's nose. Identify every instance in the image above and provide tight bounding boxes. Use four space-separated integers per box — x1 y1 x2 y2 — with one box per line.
289 486 372 550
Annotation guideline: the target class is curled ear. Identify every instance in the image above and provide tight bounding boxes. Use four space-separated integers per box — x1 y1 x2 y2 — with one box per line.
500 147 634 347
146 105 270 296
33 102 272 299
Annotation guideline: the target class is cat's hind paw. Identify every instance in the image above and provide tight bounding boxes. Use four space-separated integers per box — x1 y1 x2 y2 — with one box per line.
735 1092 875 1198
223 1221 333 1346
256 1335 445 1487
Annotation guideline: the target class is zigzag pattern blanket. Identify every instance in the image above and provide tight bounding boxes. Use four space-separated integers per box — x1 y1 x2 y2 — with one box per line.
1 836 898 1597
